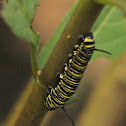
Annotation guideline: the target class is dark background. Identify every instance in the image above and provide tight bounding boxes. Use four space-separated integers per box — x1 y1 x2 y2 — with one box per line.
0 0 76 122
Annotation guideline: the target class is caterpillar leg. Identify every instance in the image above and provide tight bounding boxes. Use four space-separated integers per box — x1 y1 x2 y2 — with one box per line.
62 106 74 126
79 35 84 42
64 63 68 71
56 72 60 77
46 90 50 95
48 85 53 89
47 85 53 95
62 63 67 68
59 73 64 79
68 53 73 59
74 45 79 51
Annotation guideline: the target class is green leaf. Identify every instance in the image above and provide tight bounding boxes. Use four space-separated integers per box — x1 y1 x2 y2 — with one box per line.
38 1 79 70
92 5 126 59
2 0 40 46
94 0 126 16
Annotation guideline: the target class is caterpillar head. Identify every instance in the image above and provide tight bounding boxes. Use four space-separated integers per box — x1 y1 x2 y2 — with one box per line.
83 33 111 55
83 32 95 49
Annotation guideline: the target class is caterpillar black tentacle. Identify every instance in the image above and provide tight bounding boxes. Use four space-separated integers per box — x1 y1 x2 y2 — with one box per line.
33 107 52 126
93 48 112 55
33 32 111 126
62 106 75 126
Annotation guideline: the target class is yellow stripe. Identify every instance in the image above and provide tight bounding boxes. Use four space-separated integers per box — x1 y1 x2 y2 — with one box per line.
49 95 62 108
69 65 79 73
78 48 93 56
56 86 70 98
73 51 77 55
84 38 94 42
58 90 70 98
54 95 66 104
47 100 53 108
53 89 68 103
52 89 58 96
52 92 66 104
46 101 49 108
78 48 86 55
51 100 59 108
61 76 76 89
88 53 93 56
85 44 95 48
64 76 79 84
48 95 55 108
72 61 86 69
53 86 67 104
64 72 77 83
60 82 75 93
76 55 86 62
73 57 82 66
68 69 83 78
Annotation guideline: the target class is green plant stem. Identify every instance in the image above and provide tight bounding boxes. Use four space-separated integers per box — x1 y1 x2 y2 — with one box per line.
30 43 38 79
39 0 104 90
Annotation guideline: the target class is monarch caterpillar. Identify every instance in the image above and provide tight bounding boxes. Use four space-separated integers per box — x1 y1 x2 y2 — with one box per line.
33 32 111 126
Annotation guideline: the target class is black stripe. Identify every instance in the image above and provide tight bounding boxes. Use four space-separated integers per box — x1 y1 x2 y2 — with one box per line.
84 41 95 45
46 99 50 108
69 63 84 74
64 74 80 83
78 49 91 59
82 45 95 49
70 61 86 72
73 57 88 67
50 94 63 106
70 63 83 73
53 88 66 100
47 95 57 108
63 76 79 85
74 56 88 66
74 55 88 65
60 83 75 94
51 91 67 105
72 57 82 66
65 70 82 80
59 81 74 93
51 88 68 101
61 79 77 91
58 84 73 97
55 88 70 100
81 47 94 54
61 76 79 88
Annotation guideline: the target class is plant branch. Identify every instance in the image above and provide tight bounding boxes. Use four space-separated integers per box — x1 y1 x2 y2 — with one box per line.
39 0 104 92
30 43 38 79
